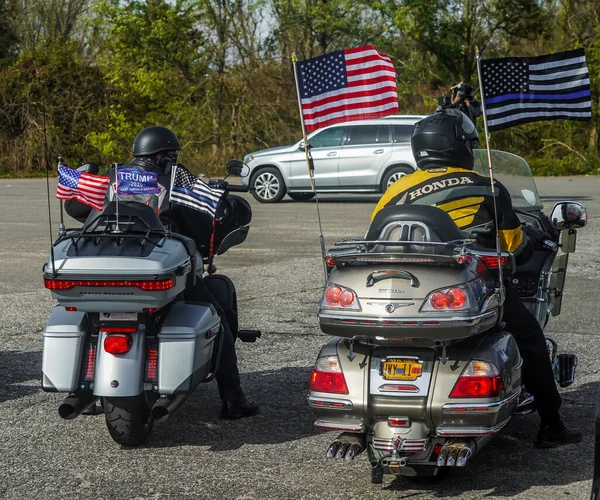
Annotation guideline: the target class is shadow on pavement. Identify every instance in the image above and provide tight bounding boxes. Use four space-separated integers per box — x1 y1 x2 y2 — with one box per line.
147 366 316 451
0 350 42 403
385 380 597 497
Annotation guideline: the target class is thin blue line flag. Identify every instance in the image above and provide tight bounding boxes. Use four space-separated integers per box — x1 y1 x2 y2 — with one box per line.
481 48 592 131
170 165 224 218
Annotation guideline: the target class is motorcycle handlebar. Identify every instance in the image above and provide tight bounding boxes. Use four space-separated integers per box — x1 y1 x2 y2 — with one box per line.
209 180 249 193
226 184 250 193
542 239 559 251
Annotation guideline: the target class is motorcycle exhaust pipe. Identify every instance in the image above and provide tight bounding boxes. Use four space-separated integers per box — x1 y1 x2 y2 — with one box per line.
152 394 189 424
58 393 99 420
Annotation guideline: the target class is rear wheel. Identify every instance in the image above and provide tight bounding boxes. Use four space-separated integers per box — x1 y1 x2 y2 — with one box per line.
287 192 315 202
251 167 286 203
381 165 414 191
102 393 155 446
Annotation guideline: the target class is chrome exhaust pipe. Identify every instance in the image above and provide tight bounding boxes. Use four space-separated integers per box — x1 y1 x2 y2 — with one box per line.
326 441 341 458
58 393 99 420
344 443 364 461
398 457 408 467
151 394 189 424
436 448 449 467
456 448 471 467
334 442 350 460
446 448 458 466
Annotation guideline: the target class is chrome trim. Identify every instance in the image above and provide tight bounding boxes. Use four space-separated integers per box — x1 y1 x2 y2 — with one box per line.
372 437 429 453
308 396 353 409
442 390 521 414
313 420 365 433
319 311 496 326
436 417 511 437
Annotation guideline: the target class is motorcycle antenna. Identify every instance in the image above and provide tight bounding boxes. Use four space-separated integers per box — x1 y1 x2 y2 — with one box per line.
291 51 328 281
42 98 56 276
476 47 505 291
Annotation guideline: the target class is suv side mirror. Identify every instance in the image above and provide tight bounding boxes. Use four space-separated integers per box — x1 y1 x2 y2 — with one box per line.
550 201 587 230
225 159 250 178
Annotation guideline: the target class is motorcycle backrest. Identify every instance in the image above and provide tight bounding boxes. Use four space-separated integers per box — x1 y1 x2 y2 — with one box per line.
83 201 164 233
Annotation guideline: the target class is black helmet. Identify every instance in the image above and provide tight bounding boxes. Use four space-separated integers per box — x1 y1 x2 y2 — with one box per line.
411 108 479 170
457 82 475 99
132 126 181 157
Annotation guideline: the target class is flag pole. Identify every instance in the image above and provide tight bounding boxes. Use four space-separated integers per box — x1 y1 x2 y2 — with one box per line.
114 162 121 232
291 51 328 281
476 47 504 293
42 99 56 276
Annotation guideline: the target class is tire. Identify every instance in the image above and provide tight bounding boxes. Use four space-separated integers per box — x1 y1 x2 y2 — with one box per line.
287 192 315 202
381 165 414 192
102 394 155 446
250 167 286 203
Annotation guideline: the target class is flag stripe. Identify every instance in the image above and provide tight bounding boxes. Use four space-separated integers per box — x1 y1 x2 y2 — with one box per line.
529 77 590 91
300 90 399 117
488 113 592 130
172 185 219 208
529 61 588 76
301 81 397 108
529 54 586 71
487 100 592 117
485 89 591 105
304 101 399 127
302 95 400 122
529 66 588 81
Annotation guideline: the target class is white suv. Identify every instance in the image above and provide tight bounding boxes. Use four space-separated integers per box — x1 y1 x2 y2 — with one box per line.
242 115 426 203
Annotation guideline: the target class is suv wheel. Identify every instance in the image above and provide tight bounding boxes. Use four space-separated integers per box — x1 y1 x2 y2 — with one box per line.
288 192 315 202
382 165 414 191
251 167 286 203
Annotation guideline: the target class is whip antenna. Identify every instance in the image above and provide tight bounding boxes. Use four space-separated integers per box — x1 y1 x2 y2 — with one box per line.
292 51 328 281
476 48 505 292
42 98 56 276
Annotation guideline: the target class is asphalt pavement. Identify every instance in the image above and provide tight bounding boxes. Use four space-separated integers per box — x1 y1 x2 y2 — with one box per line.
1 176 599 499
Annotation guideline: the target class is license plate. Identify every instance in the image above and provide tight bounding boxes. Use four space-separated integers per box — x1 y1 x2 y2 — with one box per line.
100 312 138 321
381 358 423 381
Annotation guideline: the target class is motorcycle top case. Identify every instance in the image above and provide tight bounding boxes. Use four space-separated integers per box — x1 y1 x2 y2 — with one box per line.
318 263 500 343
43 237 192 313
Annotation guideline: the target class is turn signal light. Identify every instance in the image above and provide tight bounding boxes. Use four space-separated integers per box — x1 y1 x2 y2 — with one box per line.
103 333 133 354
450 360 503 398
429 288 467 310
44 278 174 291
480 255 507 269
310 356 349 394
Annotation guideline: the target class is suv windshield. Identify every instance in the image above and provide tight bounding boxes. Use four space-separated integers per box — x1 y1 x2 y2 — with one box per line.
473 149 543 211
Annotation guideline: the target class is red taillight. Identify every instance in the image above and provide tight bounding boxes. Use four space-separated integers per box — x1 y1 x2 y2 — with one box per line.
100 327 137 333
450 360 503 398
480 256 507 269
310 356 348 394
388 417 410 427
65 307 77 312
103 333 133 354
44 278 174 291
323 284 358 309
146 349 158 380
324 255 335 268
310 371 348 394
84 346 96 381
429 288 466 310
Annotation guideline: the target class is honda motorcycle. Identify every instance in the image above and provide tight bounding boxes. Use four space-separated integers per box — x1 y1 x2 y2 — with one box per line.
308 150 587 482
41 160 259 446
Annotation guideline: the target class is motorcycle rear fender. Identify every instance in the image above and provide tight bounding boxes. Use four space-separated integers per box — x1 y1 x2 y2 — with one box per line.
93 331 145 397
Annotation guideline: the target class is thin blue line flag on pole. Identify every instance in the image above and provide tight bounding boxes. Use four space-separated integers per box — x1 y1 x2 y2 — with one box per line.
480 48 592 131
170 165 224 218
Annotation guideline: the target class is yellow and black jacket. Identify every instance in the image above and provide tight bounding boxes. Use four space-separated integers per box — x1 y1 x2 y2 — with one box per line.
372 166 528 255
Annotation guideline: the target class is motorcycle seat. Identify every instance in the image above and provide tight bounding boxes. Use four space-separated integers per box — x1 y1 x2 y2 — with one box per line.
366 205 467 243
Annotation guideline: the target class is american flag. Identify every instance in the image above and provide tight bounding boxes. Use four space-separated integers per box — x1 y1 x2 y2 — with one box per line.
170 165 224 218
481 48 592 131
297 46 398 131
56 166 110 211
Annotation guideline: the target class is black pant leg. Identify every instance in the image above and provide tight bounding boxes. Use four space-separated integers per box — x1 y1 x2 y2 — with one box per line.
187 279 243 401
502 282 562 425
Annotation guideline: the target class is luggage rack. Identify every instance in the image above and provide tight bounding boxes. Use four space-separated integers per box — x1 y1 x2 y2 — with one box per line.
54 213 167 250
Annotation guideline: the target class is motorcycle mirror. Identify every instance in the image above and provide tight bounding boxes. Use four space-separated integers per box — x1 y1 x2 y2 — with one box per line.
550 201 587 230
76 162 100 175
225 159 250 178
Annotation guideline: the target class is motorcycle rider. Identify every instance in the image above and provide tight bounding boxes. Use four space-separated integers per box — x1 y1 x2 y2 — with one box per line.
371 108 581 448
450 82 482 126
65 126 259 419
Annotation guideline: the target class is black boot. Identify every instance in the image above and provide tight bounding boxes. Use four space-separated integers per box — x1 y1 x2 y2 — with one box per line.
221 396 260 419
535 422 582 448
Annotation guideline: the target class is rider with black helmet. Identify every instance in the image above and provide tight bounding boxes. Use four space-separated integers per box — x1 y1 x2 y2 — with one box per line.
372 109 581 448
66 126 259 419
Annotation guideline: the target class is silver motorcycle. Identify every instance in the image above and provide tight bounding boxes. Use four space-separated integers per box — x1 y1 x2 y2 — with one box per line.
308 150 587 482
41 160 259 446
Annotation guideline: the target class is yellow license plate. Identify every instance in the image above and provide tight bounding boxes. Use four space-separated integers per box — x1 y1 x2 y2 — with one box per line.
381 359 423 381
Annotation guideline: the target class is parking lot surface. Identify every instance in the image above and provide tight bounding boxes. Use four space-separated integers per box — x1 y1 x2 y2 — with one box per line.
1 176 599 499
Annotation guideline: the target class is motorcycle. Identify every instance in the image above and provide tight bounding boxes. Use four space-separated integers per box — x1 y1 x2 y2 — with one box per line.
308 149 587 482
41 160 259 446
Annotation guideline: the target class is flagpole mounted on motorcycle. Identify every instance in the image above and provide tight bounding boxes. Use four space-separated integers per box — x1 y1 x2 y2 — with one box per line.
291 51 329 281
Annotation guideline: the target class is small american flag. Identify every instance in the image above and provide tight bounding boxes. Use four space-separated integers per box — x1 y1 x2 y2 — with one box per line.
56 166 110 211
481 48 592 131
297 46 398 131
170 166 224 218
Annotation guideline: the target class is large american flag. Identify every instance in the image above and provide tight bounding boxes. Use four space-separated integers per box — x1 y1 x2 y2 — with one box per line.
170 165 224 218
56 166 110 211
297 46 399 131
481 48 592 131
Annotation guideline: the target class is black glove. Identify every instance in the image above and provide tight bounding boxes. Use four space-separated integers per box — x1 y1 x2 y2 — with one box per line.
523 225 552 249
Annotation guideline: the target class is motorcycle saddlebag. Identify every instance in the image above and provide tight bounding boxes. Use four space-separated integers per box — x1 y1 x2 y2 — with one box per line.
157 301 220 394
42 306 89 392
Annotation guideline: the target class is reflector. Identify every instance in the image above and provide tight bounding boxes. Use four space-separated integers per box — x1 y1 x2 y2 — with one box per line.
104 333 133 354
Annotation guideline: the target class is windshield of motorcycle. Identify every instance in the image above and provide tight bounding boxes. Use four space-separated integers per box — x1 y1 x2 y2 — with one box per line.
473 149 543 212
